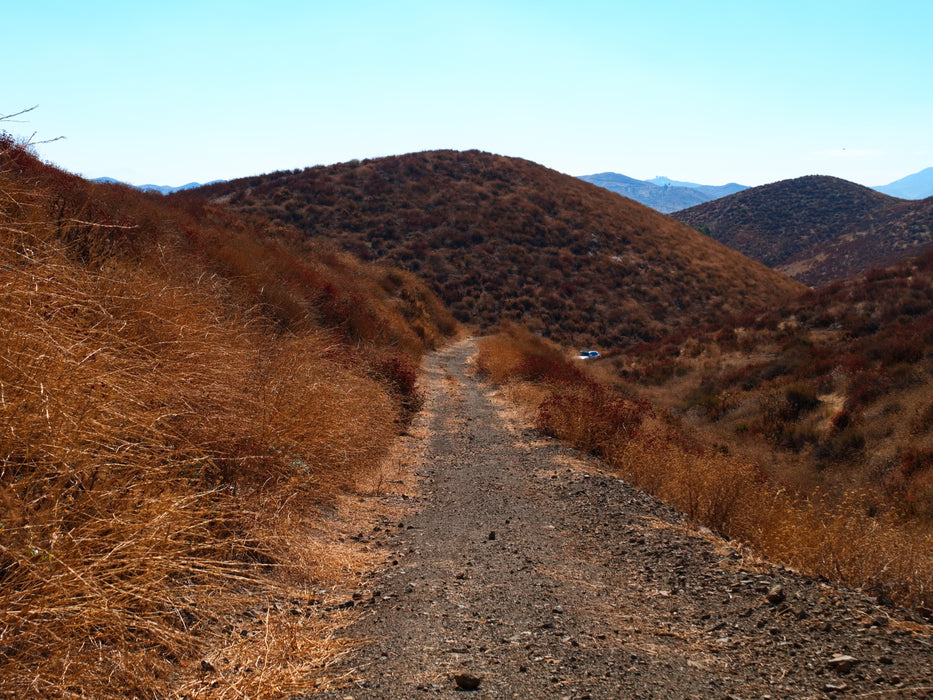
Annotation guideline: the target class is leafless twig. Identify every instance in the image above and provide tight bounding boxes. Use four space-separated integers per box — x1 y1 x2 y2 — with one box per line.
1 105 65 146
1 105 39 122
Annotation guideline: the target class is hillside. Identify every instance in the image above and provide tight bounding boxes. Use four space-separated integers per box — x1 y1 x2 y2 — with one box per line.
616 249 933 520
674 175 933 286
0 134 456 698
190 150 804 347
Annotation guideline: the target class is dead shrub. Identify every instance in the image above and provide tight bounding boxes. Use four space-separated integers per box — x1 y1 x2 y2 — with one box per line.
536 387 651 456
475 323 568 384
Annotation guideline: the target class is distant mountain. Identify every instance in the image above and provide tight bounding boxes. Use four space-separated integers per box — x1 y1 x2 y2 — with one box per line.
648 177 748 201
93 178 225 194
139 181 226 195
674 175 933 287
190 150 804 347
578 172 747 214
874 167 933 200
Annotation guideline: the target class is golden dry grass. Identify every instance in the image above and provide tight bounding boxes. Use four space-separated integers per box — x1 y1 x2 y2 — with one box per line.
475 322 567 383
0 137 452 697
0 236 388 697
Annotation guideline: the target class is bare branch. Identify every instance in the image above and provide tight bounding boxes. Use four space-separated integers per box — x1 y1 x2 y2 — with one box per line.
0 106 65 146
0 105 39 122
63 218 138 230
22 132 66 147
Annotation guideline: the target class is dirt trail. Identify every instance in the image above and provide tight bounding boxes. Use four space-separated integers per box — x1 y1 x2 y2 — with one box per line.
318 339 932 699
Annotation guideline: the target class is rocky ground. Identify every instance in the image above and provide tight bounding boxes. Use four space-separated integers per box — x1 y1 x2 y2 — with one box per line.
314 339 932 699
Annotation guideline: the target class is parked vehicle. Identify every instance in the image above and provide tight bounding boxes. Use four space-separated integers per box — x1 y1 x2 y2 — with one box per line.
575 350 600 359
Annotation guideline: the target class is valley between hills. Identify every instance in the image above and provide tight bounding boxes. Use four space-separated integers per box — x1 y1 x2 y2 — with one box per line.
2 135 932 698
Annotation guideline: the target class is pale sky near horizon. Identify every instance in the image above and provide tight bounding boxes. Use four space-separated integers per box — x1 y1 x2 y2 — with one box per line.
5 1 932 188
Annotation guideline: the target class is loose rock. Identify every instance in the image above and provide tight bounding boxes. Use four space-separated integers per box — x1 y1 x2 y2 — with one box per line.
827 655 859 673
766 584 786 604
453 673 482 690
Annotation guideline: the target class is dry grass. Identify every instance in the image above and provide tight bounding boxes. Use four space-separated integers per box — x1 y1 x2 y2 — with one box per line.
0 233 388 697
477 326 933 614
475 322 568 384
0 137 451 696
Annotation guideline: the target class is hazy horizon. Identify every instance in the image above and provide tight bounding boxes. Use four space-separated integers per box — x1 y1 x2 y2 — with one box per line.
88 161 930 193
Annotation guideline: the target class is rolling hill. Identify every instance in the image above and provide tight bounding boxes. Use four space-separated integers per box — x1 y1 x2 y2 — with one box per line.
673 175 933 287
189 150 805 347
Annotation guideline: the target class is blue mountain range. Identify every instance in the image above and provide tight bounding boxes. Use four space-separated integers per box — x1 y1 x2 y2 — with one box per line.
577 173 748 214
92 178 225 194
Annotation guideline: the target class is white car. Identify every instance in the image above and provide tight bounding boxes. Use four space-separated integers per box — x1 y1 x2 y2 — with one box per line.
575 350 600 359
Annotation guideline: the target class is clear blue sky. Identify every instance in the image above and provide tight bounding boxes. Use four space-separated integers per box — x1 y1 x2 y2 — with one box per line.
5 1 931 188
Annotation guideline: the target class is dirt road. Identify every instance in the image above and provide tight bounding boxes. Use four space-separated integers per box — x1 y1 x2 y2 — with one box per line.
318 339 932 699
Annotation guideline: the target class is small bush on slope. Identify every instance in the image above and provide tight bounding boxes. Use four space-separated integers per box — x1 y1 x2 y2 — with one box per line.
477 325 933 614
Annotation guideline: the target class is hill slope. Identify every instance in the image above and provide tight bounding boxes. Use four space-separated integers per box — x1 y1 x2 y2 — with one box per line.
617 248 933 520
191 150 804 347
674 175 933 286
1 135 456 697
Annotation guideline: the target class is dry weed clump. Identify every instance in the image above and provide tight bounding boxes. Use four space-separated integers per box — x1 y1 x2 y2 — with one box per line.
0 152 407 695
477 327 933 614
476 322 572 384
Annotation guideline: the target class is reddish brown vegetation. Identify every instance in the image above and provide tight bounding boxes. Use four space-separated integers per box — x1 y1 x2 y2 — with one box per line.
189 150 804 347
